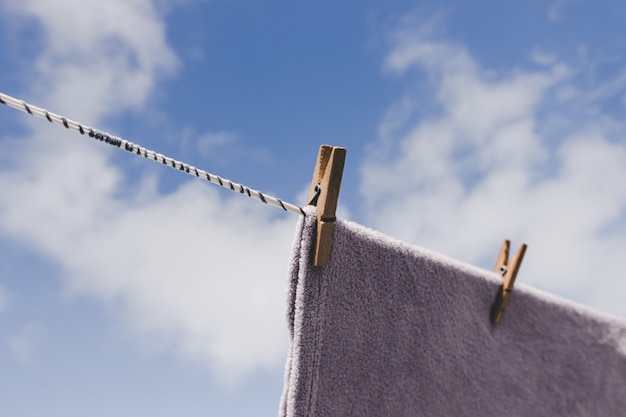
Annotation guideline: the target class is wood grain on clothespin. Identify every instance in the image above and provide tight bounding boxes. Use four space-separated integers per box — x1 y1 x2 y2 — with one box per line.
306 145 346 267
491 240 527 324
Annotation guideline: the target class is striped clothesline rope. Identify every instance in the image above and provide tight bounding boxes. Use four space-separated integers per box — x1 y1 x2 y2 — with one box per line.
0 91 306 216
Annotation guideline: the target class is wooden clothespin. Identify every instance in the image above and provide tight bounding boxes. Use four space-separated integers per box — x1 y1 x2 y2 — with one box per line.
306 145 346 267
491 240 528 324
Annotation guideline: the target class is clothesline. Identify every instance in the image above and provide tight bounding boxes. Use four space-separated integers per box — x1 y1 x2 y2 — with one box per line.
0 91 306 216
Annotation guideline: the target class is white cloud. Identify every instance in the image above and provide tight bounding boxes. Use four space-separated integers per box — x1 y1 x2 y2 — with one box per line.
362 20 626 318
0 129 298 384
0 0 299 385
3 0 178 121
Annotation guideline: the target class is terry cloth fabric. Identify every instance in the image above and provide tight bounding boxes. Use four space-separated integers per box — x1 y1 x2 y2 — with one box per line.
279 208 626 417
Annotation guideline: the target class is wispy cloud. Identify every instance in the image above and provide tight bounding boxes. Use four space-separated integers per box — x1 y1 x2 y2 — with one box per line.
0 0 297 385
362 15 626 318
548 0 576 22
0 284 7 312
195 130 239 157
8 322 44 365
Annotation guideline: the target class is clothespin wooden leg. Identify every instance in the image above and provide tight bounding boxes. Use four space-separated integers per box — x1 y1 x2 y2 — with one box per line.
491 240 527 324
306 145 346 267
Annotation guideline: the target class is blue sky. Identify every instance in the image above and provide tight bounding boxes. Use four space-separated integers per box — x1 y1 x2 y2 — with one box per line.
1 0 626 415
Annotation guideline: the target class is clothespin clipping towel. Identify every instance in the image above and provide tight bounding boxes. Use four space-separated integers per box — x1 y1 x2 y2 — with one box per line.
491 240 528 324
307 145 346 267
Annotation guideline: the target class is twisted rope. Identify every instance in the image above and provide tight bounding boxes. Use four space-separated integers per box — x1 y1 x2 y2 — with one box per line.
0 91 305 216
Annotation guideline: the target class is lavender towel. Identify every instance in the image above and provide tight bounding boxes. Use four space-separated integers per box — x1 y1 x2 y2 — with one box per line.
279 209 626 417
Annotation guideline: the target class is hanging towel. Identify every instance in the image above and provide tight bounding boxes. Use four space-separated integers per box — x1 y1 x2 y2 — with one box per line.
279 208 626 417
